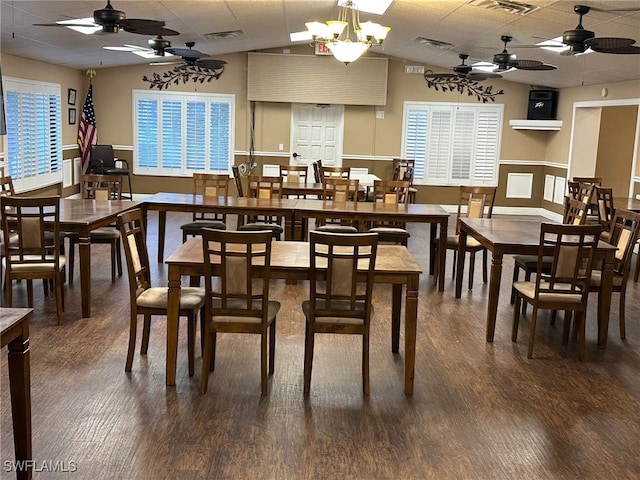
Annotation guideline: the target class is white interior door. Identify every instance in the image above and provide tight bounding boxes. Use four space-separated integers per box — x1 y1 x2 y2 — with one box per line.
291 104 344 174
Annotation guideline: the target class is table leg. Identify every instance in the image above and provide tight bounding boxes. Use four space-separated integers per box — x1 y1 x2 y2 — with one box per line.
157 211 167 263
597 251 615 348
455 229 467 298
391 284 402 353
438 220 447 292
404 274 419 395
166 265 181 386
8 329 32 480
485 251 503 342
429 223 436 275
78 230 92 318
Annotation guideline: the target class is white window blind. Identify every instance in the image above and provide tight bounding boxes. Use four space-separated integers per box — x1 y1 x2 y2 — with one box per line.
402 102 503 186
133 90 234 176
4 77 63 192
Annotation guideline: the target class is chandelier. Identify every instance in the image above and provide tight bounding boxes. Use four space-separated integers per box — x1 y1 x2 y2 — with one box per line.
305 1 390 64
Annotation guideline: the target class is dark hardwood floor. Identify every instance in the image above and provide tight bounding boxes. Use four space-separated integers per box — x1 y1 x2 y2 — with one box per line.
2 211 639 479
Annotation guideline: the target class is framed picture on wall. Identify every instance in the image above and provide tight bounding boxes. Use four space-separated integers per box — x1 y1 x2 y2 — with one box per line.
68 88 76 105
68 108 76 125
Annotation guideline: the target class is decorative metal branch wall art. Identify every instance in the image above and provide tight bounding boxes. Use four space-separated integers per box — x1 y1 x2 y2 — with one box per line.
423 70 504 103
143 62 226 90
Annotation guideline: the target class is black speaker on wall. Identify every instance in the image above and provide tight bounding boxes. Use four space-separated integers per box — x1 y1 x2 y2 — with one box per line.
527 90 558 120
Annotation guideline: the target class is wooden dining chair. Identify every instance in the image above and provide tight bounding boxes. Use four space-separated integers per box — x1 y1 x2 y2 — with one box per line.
512 223 601 360
68 174 123 284
302 231 378 395
586 208 640 340
200 229 279 395
179 173 230 242
511 195 591 307
280 164 309 198
231 165 244 197
321 166 350 180
238 175 285 239
316 177 360 234
117 208 205 374
366 179 411 245
572 176 602 186
594 185 614 240
437 185 496 290
1 195 66 325
392 159 416 203
0 176 17 285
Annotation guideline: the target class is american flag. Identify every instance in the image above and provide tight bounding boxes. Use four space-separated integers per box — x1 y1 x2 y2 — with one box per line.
77 84 97 174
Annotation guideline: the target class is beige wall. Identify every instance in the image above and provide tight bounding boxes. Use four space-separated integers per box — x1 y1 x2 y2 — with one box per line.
2 49 639 208
595 105 638 195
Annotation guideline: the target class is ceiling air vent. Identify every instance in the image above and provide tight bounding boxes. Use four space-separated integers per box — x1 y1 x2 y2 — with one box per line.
204 30 244 40
414 37 453 49
468 0 539 16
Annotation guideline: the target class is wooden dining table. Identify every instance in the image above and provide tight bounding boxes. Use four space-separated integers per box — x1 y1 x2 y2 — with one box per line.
59 198 140 317
455 217 617 347
143 193 301 262
1 307 33 480
164 239 423 395
292 199 449 291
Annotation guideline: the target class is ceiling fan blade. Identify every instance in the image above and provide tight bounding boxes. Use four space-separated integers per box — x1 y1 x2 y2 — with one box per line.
196 59 227 70
510 59 543 69
424 73 458 79
586 37 636 49
165 47 206 59
119 19 179 36
591 45 640 54
467 72 502 81
33 22 97 27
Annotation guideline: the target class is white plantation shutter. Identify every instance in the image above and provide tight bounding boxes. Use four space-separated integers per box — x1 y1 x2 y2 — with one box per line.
133 90 234 176
161 100 182 171
186 100 206 172
402 101 503 186
451 109 475 181
474 109 501 183
4 78 62 192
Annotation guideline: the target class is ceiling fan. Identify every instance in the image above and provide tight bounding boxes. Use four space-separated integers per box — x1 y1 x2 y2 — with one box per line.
154 42 227 71
424 54 502 81
514 5 640 56
104 35 173 57
34 0 179 36
492 35 557 72
562 5 640 55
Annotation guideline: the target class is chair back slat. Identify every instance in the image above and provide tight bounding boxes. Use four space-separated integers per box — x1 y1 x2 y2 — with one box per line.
309 231 377 318
455 186 497 234
536 223 601 300
202 229 272 318
231 165 244 197
117 208 152 295
81 173 122 200
191 173 230 223
1 195 61 265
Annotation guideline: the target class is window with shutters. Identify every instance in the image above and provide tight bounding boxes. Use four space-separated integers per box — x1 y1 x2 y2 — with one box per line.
401 102 503 186
133 90 234 176
3 77 63 193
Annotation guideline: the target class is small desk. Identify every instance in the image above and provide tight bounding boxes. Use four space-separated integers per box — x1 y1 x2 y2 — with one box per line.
59 199 140 317
143 193 300 262
1 307 33 480
455 217 617 347
165 240 422 394
293 199 449 291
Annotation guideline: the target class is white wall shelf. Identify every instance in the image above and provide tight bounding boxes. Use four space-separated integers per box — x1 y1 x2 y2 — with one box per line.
509 119 563 131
